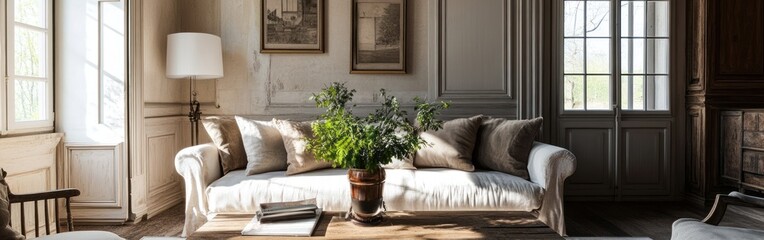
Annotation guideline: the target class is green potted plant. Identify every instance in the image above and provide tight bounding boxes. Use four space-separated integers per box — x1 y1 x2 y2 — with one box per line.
306 82 448 225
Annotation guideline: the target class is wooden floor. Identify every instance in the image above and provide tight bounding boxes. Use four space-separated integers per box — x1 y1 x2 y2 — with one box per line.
77 201 764 240
77 203 184 239
566 201 764 240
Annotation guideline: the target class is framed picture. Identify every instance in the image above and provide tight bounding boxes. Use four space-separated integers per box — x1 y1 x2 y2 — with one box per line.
261 0 324 53
351 0 406 74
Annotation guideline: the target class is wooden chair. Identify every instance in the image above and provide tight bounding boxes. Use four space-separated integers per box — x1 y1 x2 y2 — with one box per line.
7 188 123 239
8 188 80 237
701 191 764 225
671 191 764 240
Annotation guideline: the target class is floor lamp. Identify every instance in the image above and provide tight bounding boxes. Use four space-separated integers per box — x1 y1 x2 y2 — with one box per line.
166 33 224 145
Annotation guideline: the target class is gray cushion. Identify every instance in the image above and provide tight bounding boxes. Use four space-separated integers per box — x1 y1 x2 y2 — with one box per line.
382 155 416 170
671 218 764 240
0 169 23 240
202 117 248 174
473 117 543 179
273 119 332 175
414 116 483 171
235 117 288 175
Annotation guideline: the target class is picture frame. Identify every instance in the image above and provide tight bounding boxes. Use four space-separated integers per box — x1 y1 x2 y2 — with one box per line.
261 0 325 53
351 0 407 74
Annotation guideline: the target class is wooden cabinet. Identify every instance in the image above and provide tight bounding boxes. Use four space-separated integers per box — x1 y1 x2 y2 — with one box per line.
719 111 764 192
686 0 764 204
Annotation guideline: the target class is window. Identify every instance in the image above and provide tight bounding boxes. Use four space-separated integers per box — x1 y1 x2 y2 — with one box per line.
3 0 54 132
562 0 670 111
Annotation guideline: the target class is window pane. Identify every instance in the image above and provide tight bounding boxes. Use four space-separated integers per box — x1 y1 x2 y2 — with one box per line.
15 26 47 78
647 1 669 37
586 1 611 37
621 75 645 110
648 75 670 110
621 1 645 37
565 1 585 37
646 39 669 74
564 39 585 73
14 79 47 122
587 38 611 74
587 76 611 110
15 0 46 28
564 75 585 110
621 38 645 74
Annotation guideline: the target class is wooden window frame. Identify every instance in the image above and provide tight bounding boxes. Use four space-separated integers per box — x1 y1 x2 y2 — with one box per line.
559 0 671 114
3 0 55 134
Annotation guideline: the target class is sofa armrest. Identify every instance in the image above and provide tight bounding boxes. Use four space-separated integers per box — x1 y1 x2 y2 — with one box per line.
527 142 577 236
528 142 576 188
174 143 221 236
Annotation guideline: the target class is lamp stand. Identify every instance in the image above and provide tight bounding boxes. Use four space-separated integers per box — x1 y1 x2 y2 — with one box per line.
188 77 201 145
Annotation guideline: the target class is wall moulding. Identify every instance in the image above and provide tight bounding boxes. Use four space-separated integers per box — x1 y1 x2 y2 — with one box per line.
62 143 125 208
0 133 62 235
438 0 511 101
428 0 514 105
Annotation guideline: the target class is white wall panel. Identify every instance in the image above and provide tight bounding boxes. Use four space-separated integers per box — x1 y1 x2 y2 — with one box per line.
0 133 62 237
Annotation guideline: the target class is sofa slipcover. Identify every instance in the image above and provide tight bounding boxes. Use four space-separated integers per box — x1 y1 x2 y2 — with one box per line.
176 142 576 236
207 168 543 214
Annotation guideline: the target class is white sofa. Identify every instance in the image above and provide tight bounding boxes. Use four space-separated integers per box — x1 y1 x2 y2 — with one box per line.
175 142 576 236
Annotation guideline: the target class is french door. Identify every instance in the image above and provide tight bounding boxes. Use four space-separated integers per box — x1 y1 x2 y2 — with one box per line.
554 0 677 200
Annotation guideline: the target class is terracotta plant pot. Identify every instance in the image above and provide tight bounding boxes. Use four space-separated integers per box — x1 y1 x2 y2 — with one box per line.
347 168 386 225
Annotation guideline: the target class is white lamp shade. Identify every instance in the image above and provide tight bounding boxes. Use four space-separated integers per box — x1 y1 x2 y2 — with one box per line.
166 33 224 79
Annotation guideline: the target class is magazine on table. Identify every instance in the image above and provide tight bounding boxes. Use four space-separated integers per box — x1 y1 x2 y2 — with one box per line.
241 198 322 236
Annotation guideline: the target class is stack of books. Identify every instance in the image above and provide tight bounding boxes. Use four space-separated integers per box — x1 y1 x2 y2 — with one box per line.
257 199 320 222
241 198 322 237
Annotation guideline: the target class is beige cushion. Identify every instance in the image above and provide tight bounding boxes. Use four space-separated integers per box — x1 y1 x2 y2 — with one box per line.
235 116 289 175
382 155 416 170
474 117 543 179
202 117 247 174
0 169 23 240
273 119 332 175
414 116 483 171
382 131 417 170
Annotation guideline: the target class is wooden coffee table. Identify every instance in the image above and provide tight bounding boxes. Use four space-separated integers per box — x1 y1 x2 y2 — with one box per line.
189 211 562 239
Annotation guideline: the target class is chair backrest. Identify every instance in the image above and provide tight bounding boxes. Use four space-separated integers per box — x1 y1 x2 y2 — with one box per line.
7 188 80 238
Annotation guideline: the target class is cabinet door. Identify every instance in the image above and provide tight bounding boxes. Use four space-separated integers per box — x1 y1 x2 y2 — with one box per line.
561 121 616 198
619 121 671 196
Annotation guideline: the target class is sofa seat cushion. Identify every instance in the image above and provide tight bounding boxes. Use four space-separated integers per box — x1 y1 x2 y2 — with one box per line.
672 218 764 240
206 168 544 214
